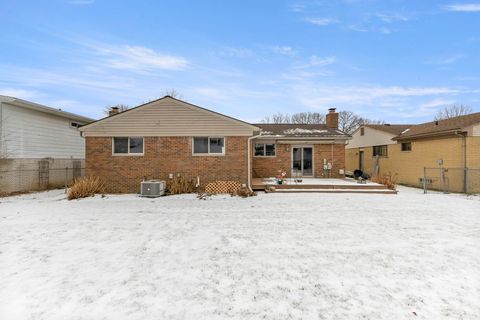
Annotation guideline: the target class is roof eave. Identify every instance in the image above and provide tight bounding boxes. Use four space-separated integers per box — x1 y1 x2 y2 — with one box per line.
393 129 465 141
256 135 351 140
4 96 94 123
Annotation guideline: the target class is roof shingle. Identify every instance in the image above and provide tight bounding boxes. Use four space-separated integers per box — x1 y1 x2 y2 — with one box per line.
254 123 349 138
394 112 480 140
364 124 413 136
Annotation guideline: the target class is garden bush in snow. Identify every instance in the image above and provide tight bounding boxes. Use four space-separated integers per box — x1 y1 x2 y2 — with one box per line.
68 176 105 200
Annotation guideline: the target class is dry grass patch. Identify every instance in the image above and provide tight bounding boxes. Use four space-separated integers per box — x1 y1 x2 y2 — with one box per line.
372 173 398 190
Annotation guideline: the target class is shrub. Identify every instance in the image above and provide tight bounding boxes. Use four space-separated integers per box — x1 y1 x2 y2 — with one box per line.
371 173 398 190
68 176 105 200
166 176 196 195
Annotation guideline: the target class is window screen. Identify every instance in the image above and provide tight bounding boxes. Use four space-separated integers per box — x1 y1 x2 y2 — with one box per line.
193 137 209 154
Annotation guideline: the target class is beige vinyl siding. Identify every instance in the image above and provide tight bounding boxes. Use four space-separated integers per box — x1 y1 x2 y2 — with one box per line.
346 126 397 149
81 98 257 137
1 102 86 159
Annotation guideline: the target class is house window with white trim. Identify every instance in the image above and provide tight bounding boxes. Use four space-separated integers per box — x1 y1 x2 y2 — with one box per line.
113 137 144 155
254 143 276 157
193 137 225 155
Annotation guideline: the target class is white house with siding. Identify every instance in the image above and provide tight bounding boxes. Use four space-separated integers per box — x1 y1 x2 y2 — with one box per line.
0 95 94 193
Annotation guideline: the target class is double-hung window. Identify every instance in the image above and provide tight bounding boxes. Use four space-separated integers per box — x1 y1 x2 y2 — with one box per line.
372 145 388 157
113 137 144 155
254 143 276 157
193 137 225 155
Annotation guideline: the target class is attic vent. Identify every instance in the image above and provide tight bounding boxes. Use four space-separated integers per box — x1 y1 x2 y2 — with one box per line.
70 121 82 128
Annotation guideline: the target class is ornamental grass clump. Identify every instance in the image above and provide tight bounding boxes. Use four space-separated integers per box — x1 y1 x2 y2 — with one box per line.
166 176 196 195
68 176 105 200
371 173 398 190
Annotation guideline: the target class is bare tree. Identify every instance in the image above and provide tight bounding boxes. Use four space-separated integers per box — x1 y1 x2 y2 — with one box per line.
291 112 325 124
103 104 129 116
261 110 382 134
338 111 384 134
162 88 183 99
434 104 473 121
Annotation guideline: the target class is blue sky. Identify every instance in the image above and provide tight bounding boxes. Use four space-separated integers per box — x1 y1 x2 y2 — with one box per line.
0 0 479 123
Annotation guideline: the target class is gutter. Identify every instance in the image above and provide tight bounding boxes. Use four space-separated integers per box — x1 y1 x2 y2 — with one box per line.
247 134 262 192
393 129 461 141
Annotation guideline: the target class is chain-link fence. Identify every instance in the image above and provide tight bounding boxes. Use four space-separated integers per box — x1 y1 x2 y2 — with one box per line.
422 167 480 194
0 165 85 195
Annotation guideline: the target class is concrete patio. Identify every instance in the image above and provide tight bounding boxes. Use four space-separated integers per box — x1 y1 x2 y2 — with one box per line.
252 178 396 194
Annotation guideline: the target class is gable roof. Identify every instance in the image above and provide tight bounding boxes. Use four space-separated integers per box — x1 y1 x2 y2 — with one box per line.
363 124 413 136
393 112 480 140
254 123 350 139
79 96 260 137
0 95 94 123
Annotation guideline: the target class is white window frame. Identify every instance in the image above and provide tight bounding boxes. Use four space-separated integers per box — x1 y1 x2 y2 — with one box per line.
112 137 144 156
192 137 226 156
253 143 276 157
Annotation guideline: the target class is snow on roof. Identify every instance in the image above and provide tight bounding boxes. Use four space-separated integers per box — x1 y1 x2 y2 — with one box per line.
283 128 328 135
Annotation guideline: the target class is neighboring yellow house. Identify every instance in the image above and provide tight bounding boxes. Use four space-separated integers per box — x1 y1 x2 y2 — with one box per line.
346 113 480 193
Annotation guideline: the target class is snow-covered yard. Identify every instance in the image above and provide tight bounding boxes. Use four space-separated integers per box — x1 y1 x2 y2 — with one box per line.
1 187 479 320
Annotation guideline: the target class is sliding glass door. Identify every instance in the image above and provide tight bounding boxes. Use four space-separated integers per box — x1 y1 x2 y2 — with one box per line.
292 147 313 177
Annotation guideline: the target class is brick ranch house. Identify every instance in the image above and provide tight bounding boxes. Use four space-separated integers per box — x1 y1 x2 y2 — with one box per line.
79 96 350 193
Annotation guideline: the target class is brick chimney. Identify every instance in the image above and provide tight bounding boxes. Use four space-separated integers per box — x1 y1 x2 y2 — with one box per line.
109 106 119 116
326 108 338 129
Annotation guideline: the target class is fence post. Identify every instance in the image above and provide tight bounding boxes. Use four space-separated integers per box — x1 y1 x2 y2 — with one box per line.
423 167 427 194
465 167 468 194
64 166 69 194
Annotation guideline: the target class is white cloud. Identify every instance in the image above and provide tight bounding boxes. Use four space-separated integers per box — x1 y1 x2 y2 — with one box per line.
289 4 305 12
217 47 253 58
291 56 336 73
293 85 460 112
375 13 410 23
272 46 297 56
346 25 368 32
304 17 339 26
444 3 480 12
94 45 188 71
378 27 393 34
308 56 336 67
0 88 41 100
193 87 226 100
425 54 464 65
419 98 456 108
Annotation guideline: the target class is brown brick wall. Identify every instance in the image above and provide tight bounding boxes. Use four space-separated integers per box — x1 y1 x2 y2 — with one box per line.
252 143 346 178
86 136 249 193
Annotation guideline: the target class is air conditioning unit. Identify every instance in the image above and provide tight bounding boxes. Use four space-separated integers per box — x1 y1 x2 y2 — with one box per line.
140 180 166 197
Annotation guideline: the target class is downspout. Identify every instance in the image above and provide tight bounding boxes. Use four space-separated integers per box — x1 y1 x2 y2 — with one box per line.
331 141 334 178
455 131 467 193
247 134 262 192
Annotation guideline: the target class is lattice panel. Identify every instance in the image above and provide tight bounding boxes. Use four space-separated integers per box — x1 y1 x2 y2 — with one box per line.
205 180 242 194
